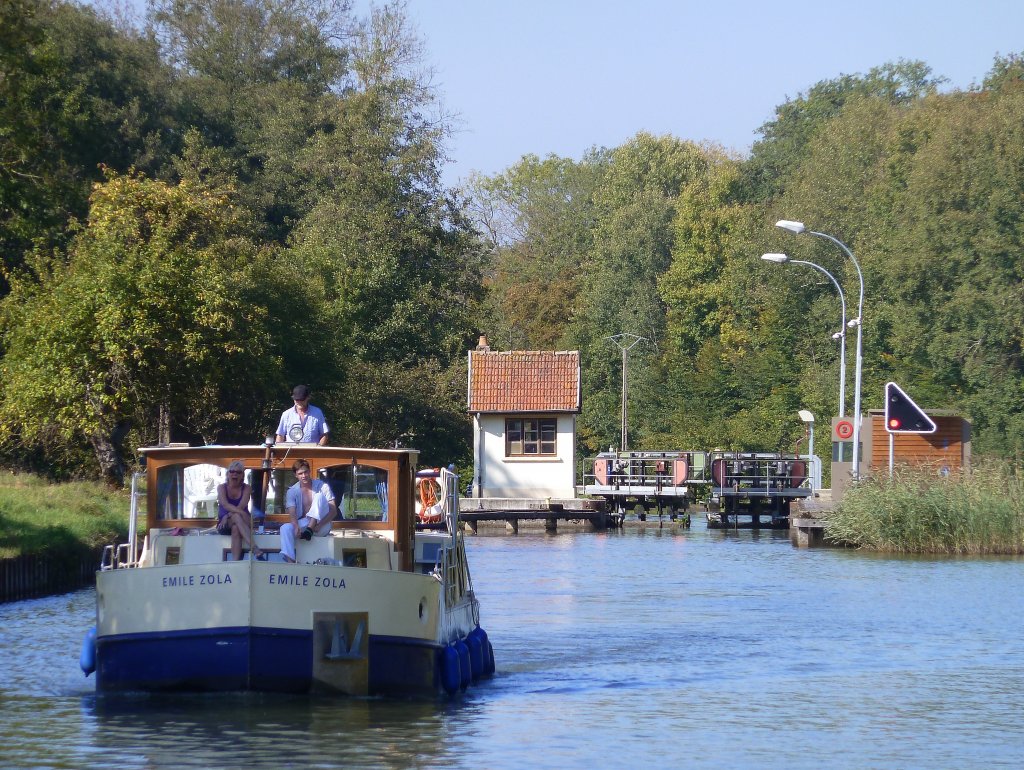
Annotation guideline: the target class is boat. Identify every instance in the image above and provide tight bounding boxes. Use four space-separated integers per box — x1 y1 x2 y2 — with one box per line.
79 443 493 696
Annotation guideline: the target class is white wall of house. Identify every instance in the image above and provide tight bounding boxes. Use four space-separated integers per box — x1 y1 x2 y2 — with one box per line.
472 413 577 498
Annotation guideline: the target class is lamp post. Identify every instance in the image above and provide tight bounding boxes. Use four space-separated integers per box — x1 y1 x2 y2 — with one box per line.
776 220 865 480
762 253 847 417
605 333 648 452
798 409 816 492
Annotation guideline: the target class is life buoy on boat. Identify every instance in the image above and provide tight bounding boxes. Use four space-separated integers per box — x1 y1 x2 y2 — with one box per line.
415 472 444 524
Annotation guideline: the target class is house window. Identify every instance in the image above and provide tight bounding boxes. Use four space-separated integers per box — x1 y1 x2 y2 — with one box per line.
506 418 557 456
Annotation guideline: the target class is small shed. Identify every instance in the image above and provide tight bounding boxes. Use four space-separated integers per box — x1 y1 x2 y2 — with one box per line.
830 409 971 500
467 337 581 499
864 409 971 473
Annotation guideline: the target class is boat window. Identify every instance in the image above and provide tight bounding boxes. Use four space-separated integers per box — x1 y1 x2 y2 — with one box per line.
342 549 367 567
156 463 226 519
261 468 298 516
320 464 388 521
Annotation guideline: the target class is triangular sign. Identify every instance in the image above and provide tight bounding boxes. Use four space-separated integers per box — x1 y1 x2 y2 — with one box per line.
884 382 937 434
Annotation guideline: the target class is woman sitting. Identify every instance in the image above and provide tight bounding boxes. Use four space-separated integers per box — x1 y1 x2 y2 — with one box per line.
217 460 264 560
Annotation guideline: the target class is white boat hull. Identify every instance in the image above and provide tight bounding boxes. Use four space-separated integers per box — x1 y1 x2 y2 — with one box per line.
95 560 478 695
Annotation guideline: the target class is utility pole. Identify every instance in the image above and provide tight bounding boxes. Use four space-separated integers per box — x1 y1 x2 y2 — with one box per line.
605 333 647 452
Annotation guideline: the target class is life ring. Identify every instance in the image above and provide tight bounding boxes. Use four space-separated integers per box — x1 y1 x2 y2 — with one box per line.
836 420 854 440
416 476 443 524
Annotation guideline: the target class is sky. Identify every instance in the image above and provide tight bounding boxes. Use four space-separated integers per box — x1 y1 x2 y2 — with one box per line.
375 0 1024 189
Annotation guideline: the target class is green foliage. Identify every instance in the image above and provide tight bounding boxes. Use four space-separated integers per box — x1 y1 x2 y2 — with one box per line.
571 134 725 454
0 471 129 559
471 56 1024 467
0 0 483 479
150 0 353 243
4 4 1024 489
0 0 177 272
468 150 609 349
827 461 1024 554
744 60 944 201
0 171 277 484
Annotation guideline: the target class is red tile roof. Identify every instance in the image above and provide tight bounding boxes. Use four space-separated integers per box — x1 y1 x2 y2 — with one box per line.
468 350 581 413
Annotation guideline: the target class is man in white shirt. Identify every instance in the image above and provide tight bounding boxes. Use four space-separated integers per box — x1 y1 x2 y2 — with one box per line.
275 385 329 445
280 459 338 563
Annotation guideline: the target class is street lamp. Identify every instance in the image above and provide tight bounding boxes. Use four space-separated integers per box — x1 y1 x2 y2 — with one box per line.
762 253 847 417
605 333 648 452
776 220 865 480
798 409 816 492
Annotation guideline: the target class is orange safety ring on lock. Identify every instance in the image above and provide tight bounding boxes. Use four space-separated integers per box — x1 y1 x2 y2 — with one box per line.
836 420 854 440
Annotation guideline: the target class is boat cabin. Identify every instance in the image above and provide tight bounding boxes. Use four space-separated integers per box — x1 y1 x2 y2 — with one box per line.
134 445 421 571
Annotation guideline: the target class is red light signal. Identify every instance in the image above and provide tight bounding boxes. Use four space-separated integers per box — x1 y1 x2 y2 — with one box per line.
884 382 937 434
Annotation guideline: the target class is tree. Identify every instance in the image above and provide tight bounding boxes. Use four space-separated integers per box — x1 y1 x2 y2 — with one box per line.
467 150 609 349
0 171 276 485
744 60 944 201
150 0 353 243
279 2 483 454
571 134 722 453
0 0 177 277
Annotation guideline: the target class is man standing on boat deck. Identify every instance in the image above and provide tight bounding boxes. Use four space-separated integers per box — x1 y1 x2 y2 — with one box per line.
280 459 338 563
275 385 329 445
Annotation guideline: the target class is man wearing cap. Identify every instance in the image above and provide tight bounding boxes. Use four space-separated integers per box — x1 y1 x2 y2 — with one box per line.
275 385 330 445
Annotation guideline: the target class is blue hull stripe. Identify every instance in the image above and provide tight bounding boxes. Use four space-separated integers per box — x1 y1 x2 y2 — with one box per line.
96 627 443 695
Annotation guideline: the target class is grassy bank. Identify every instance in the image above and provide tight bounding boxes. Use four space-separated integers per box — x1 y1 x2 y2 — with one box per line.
826 460 1024 554
0 472 130 560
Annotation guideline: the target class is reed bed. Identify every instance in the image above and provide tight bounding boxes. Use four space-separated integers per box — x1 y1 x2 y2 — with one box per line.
826 460 1024 554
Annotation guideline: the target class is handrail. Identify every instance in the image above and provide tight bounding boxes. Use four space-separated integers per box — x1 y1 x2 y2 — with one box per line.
441 467 459 544
581 450 709 489
707 452 812 492
127 472 143 568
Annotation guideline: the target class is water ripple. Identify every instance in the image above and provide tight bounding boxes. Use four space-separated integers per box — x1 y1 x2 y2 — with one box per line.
2 529 1023 768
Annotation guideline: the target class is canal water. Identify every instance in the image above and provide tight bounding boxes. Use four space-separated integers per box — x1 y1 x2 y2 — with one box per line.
2 520 1022 769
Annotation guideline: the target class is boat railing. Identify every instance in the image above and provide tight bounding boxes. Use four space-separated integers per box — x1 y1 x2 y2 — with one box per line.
126 472 144 567
442 467 459 542
432 466 472 617
103 473 146 571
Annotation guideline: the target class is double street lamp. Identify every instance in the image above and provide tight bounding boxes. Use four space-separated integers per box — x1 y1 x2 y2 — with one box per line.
761 253 847 418
775 220 865 480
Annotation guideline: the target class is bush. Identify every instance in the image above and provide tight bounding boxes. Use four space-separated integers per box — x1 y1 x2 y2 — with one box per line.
826 460 1024 554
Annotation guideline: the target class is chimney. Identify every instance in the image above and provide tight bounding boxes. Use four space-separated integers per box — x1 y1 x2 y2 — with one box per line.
476 334 491 352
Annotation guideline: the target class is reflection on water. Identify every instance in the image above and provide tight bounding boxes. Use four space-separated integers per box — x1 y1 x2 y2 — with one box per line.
2 520 1023 769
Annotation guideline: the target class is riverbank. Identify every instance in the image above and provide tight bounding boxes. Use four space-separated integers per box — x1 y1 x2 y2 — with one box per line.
0 472 128 600
826 460 1024 554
